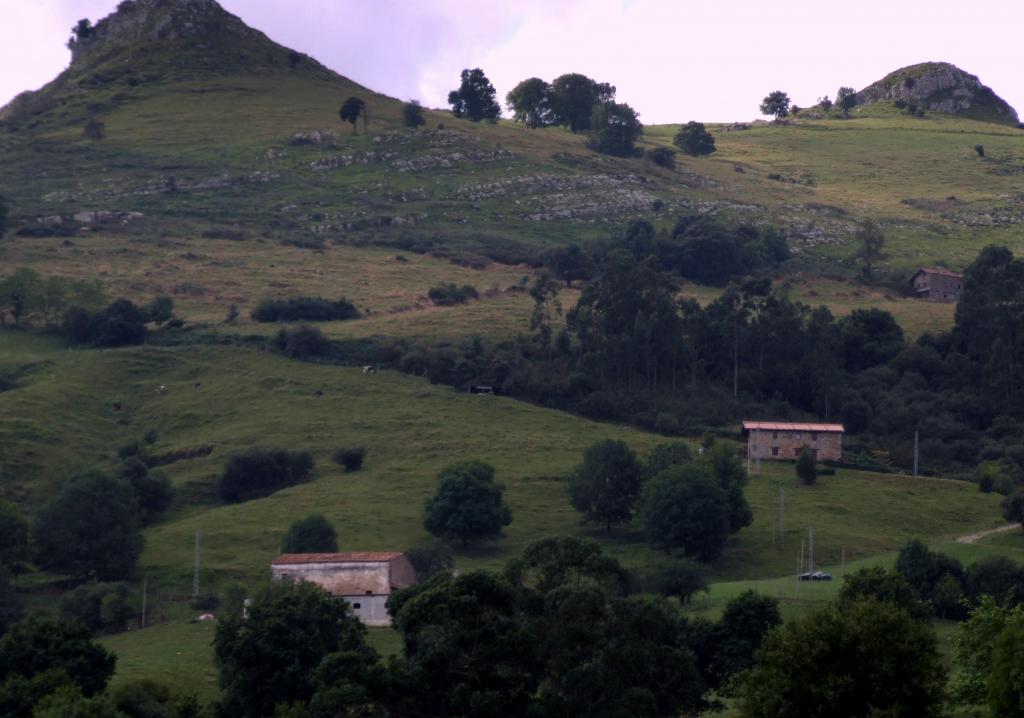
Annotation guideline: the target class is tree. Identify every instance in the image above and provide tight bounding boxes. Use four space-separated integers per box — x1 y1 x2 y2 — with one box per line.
117 459 172 524
145 296 174 325
331 447 366 472
759 91 790 120
952 597 1021 705
640 464 731 562
0 268 40 327
737 599 946 718
545 243 594 287
567 440 644 532
836 86 857 114
1003 489 1024 526
838 307 905 372
707 591 781 688
423 461 512 546
447 68 500 122
644 442 693 479
673 121 716 157
506 78 553 128
338 96 366 134
795 446 816 485
894 537 966 607
646 146 676 169
966 555 1024 605
549 73 615 132
66 19 93 50
989 613 1024 718
505 536 628 595
33 471 142 581
853 219 887 280
404 539 453 581
214 580 379 718
281 515 338 554
585 101 642 157
0 617 116 698
837 566 932 620
707 444 753 533
401 99 426 128
632 556 708 601
31 686 122 718
818 95 833 111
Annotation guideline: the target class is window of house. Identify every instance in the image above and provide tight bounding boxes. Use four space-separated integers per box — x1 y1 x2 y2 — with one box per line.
811 432 818 441
771 447 779 457
353 602 362 609
365 590 373 595
772 431 778 439
794 432 801 440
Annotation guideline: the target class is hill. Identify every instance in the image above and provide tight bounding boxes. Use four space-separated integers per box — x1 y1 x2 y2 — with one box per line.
855 62 1020 126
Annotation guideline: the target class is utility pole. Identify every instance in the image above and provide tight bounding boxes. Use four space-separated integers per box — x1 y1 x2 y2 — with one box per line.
192 530 201 600
798 538 805 593
808 527 814 576
842 546 846 576
141 574 148 629
779 489 785 544
913 430 919 476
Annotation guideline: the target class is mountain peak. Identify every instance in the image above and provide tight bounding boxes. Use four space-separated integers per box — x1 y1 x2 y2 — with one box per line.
856 62 1019 125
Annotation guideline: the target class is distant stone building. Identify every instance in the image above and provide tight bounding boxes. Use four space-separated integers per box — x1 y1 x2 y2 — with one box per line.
910 267 963 302
742 421 845 462
271 552 416 626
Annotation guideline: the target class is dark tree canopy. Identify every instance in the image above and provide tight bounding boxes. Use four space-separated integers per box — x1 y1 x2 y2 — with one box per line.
795 446 816 485
447 68 501 122
217 448 314 503
567 439 644 531
759 90 791 119
214 580 377 718
281 514 338 554
853 218 887 279
673 121 716 157
505 536 628 595
0 500 28 571
401 99 426 128
423 461 512 545
837 566 932 620
639 463 731 562
32 471 142 581
549 73 616 132
338 96 366 134
707 590 781 688
737 599 946 718
506 78 554 128
0 617 116 698
586 101 643 157
545 243 595 287
836 86 857 113
989 614 1024 718
839 307 905 372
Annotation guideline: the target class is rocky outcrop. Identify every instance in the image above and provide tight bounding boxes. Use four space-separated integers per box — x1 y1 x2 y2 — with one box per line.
856 62 1019 124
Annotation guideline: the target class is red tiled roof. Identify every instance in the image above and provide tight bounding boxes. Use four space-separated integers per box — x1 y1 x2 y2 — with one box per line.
742 421 845 432
272 552 405 565
914 267 963 279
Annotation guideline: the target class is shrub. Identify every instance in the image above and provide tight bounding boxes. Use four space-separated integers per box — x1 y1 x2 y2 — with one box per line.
218 448 315 503
673 121 716 157
1003 490 1024 525
796 447 817 485
646 146 676 169
281 515 338 554
274 325 330 358
427 283 479 306
82 119 106 140
402 100 427 128
405 540 454 580
974 144 985 158
118 458 172 523
251 296 359 322
331 447 366 472
59 582 133 633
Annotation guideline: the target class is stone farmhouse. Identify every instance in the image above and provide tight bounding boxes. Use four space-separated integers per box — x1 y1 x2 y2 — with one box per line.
742 421 845 462
910 267 963 302
271 552 416 626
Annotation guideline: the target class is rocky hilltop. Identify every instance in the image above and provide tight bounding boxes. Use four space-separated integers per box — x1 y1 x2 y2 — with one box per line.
856 62 1019 125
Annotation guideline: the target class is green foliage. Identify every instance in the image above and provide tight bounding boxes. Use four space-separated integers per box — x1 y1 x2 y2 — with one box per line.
33 686 122 718
585 102 642 157
639 463 731 562
401 100 426 128
272 325 330 359
646 146 676 168
251 296 359 322
423 461 512 546
838 307 904 372
673 121 716 157
1002 489 1024 524
505 78 553 128
708 590 781 688
644 441 693 479
145 296 174 325
795 446 816 485
33 471 143 581
894 537 967 614
966 555 1024 606
331 447 366 472
118 459 172 523
217 448 315 503
0 500 28 571
426 283 478 306
988 613 1024 718
403 539 453 581
337 96 365 134
504 536 628 595
214 579 377 718
974 143 985 158
737 598 945 717
61 299 149 347
836 86 857 113
447 68 500 122
59 582 133 634
549 73 616 132
952 597 1021 706
280 515 337 554
0 269 104 329
837 566 932 620
0 617 116 698
707 444 753 533
759 91 790 119
852 218 887 279
567 439 644 531
631 555 708 601
0 569 22 637
543 243 594 287
110 678 194 718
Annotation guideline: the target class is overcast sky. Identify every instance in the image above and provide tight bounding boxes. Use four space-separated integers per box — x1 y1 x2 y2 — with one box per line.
3 0 1022 124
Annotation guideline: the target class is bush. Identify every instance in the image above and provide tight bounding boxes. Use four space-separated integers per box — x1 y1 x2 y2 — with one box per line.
1003 490 1024 525
118 459 172 523
281 515 338 554
218 448 315 503
974 144 985 158
82 119 106 140
61 299 149 347
251 296 359 322
796 447 817 485
427 283 479 306
59 582 133 633
331 447 366 472
402 100 427 128
274 325 330 358
646 146 676 169
405 539 454 580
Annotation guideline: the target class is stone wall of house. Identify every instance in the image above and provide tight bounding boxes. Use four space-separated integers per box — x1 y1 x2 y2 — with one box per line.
747 430 842 461
271 561 391 595
914 273 961 302
343 594 391 626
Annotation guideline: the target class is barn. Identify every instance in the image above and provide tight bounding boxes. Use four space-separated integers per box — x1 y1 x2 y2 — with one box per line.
742 421 845 462
910 267 963 302
270 552 416 626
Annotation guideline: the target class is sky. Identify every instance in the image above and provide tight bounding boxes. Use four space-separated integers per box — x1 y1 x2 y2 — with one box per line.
2 0 1023 124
